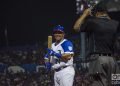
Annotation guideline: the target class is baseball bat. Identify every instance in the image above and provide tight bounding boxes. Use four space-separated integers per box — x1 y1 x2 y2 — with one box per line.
48 36 52 49
48 36 55 63
45 36 52 63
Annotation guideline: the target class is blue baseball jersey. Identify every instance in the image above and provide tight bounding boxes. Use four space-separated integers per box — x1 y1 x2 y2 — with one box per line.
51 39 74 69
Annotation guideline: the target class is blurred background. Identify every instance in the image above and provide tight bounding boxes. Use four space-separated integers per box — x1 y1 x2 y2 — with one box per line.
0 0 120 46
0 0 120 86
0 0 76 46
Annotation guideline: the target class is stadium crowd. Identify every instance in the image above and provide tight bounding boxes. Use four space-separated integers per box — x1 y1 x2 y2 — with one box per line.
0 39 119 86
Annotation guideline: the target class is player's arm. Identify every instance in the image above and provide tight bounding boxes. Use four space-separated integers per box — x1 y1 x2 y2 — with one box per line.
73 8 91 32
61 53 74 61
61 41 74 61
47 40 74 61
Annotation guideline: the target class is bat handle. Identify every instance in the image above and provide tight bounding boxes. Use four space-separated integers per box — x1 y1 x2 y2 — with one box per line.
44 53 51 63
45 59 49 63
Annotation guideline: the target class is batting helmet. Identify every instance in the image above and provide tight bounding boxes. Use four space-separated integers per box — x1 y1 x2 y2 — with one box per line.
53 25 64 34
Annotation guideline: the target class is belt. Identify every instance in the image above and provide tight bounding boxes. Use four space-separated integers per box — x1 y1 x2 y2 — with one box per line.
55 66 68 72
98 53 112 56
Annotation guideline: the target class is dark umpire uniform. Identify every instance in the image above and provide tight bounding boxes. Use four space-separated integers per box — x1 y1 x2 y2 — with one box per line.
84 16 119 86
73 1 120 86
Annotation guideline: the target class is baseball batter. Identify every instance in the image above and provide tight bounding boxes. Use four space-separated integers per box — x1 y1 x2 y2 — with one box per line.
44 25 75 86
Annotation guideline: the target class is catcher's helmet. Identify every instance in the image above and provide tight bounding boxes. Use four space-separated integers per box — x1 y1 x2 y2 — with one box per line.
53 25 64 34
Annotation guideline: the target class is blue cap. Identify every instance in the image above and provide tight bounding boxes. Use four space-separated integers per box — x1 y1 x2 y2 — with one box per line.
53 25 64 33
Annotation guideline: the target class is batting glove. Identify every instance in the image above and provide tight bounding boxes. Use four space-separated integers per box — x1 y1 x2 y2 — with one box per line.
44 53 49 59
45 62 51 71
47 48 62 58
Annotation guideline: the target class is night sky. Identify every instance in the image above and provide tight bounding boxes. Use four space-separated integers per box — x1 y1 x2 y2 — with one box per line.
0 0 77 46
0 0 120 47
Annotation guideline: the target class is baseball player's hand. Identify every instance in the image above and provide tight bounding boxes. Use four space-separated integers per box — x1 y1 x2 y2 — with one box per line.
44 53 49 59
47 48 54 56
45 62 51 71
47 48 62 58
44 53 50 63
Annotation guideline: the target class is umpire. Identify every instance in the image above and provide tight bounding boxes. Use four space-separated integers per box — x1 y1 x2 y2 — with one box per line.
73 0 120 86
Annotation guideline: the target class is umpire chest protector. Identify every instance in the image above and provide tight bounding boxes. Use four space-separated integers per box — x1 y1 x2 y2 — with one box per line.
80 16 119 58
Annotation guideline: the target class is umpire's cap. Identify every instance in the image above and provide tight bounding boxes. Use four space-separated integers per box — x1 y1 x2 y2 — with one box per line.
92 0 109 13
53 25 64 34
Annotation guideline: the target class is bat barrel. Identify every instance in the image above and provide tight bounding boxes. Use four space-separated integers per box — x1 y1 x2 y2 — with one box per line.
48 36 52 49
